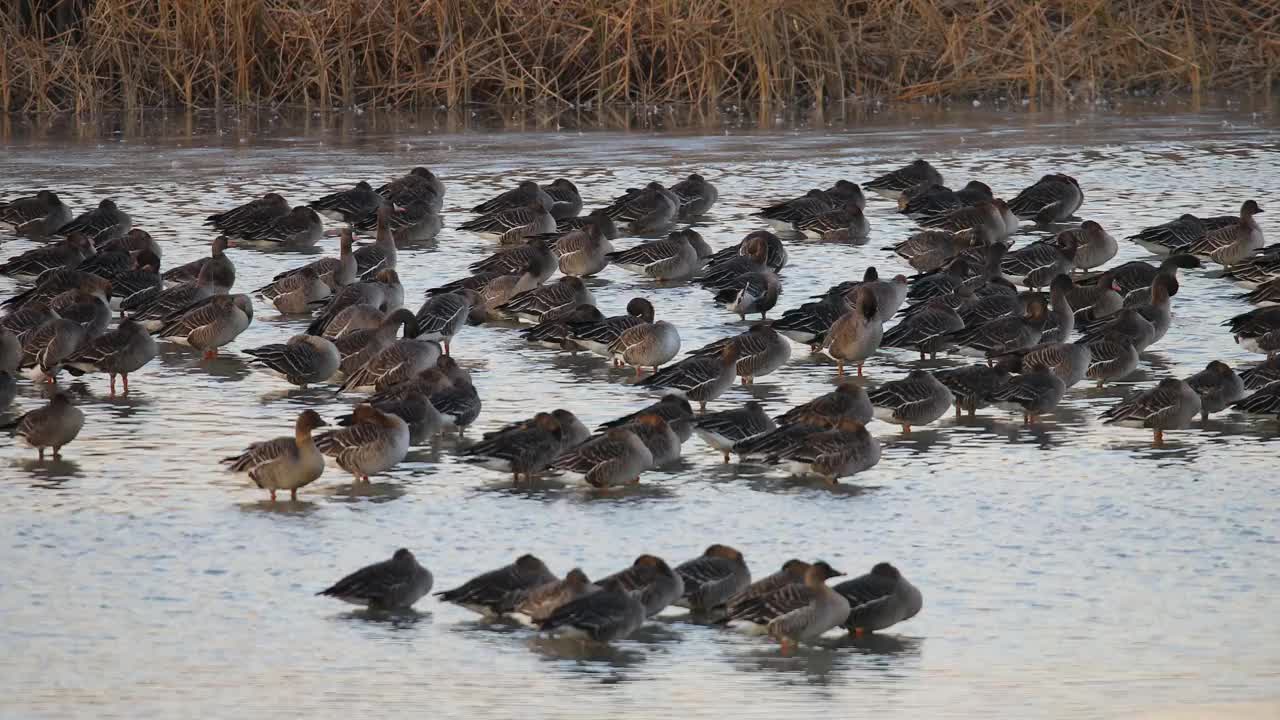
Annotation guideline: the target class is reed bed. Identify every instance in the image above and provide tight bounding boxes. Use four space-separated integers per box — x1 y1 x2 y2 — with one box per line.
3 0 1277 113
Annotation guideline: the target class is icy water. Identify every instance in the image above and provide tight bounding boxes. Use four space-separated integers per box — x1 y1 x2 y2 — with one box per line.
2 102 1279 719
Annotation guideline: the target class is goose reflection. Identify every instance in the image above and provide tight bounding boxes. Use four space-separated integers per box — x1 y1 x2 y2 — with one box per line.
879 427 945 455
333 607 429 631
158 347 251 382
327 479 409 504
237 498 322 515
730 641 853 686
527 635 648 674
825 631 923 659
15 457 82 486
257 386 338 405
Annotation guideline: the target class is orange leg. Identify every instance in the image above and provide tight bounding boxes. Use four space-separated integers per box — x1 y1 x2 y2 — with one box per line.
122 374 130 394
109 374 117 396
836 361 845 377
203 349 218 360
856 362 864 377
443 340 451 356
902 424 912 434
1153 429 1164 447
269 489 277 502
722 452 730 463
290 488 298 500
854 627 867 638
38 448 45 461
634 365 642 379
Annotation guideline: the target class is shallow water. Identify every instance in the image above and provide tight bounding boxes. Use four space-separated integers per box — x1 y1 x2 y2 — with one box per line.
2 101 1279 720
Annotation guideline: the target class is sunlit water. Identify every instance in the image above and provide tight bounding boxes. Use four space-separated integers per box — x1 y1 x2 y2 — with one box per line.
2 102 1279 719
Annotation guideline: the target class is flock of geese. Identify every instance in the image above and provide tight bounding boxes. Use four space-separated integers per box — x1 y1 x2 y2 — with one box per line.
1 158 1276 648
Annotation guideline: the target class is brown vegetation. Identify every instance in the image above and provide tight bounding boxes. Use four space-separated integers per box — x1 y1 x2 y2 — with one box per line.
3 0 1277 113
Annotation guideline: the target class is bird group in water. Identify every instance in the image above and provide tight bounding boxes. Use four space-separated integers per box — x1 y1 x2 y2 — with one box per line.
2 158 1274 648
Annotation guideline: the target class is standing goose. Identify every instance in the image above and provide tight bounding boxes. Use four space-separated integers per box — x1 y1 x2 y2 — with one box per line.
1240 356 1280 390
1102 377 1203 445
865 160 943 200
109 251 164 311
435 554 559 617
1054 220 1117 270
675 544 751 613
354 206 400 278
608 312 681 377
207 192 290 237
825 286 882 377
5 271 110 314
0 232 96 279
1007 173 1083 223
1081 274 1177 348
988 361 1066 424
689 323 791 385
920 199 1020 241
2 304 56 345
309 180 384 223
550 214 614 277
515 569 599 624
460 198 556 241
537 585 646 643
468 237 556 283
771 298 843 352
244 334 341 388
1186 360 1245 420
598 554 685 617
521 304 604 350
564 298 655 360
0 189 74 236
221 410 328 501
263 267 331 314
713 270 782 321
497 276 593 324
462 412 565 484
935 363 1013 417
63 318 157 394
891 228 976 273
597 394 696 443
19 315 86 382
767 562 850 655
766 418 881 483
306 269 402 336
264 228 356 293
332 308 416 375
723 560 811 620
156 294 253 359
868 370 954 432
637 344 741 412
605 229 704 281
317 549 433 611
556 209 620 239
602 182 679 234
134 248 234 330
775 383 874 427
619 413 682 467
552 427 653 488
1002 238 1077 290
834 562 924 636
239 206 324 247
49 285 112 340
0 391 84 459
700 234 770 287
671 173 719 220
946 294 1049 358
1223 305 1280 357
706 230 788 272
999 331 1091 388
721 560 830 635
430 368 483 435
314 404 410 482
53 198 132 241
414 289 482 355
880 298 964 360
1065 276 1124 323
1185 200 1264 266
1127 212 1236 255
693 401 776 462
338 334 441 394
476 264 554 321
160 234 235 287
1231 382 1280 417
794 197 870 243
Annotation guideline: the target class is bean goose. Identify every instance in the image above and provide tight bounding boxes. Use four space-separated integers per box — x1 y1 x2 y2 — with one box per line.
472 180 553 215
19 315 86 382
156 294 254 359
674 544 751 613
0 189 74 236
53 198 132 241
0 328 19 374
265 267 332 314
549 214 614 277
354 206 400 278
766 417 881 483
556 209 619 240
868 369 954 432
920 199 1020 241
945 294 1049 358
671 173 719 220
338 335 441 394
988 362 1066 424
598 394 696 443
1101 377 1202 446
239 206 324 247
159 234 235 287
63 318 158 394
245 334 341 388
544 178 584 220
608 314 681 376
881 298 964 360
318 548 433 611
825 286 883 376
935 363 1013 417
521 304 604 350
221 410 328 501
1 391 84 459
890 228 977 273
1054 220 1116 270
723 560 811 624
602 182 678 235
899 180 993 220
776 382 874 427
415 289 482 355
1185 200 1264 266
435 554 559 617
1007 173 1083 223
606 230 705 281
377 167 446 209
865 160 944 200
306 269 402 336
794 197 870 243
689 324 790 385
1002 237 1077 290
469 237 556 283
537 586 646 643
564 298 655 360
552 427 653 488
514 569 599 624
462 412 565 484
315 404 410 481
0 232 96 279
0 371 13 410
619 413 682 468
462 199 556 242
497 276 593 324
754 181 863 233
1224 306 1280 357
637 344 740 411
207 192 290 237
1240 356 1280 390
309 180 384 223
835 562 923 636
1231 382 1280 417
722 560 835 635
1080 274 1176 349
767 562 849 655
1186 360 1245 420
692 401 776 462
598 554 685 617
1127 212 1236 255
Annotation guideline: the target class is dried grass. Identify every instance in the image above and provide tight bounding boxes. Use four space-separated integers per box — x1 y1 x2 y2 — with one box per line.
2 0 1277 113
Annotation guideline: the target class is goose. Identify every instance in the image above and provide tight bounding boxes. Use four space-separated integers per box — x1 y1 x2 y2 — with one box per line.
767 562 849 655
988 362 1066 424
825 286 883 376
998 332 1092 389
477 267 553 321
899 180 993 220
497 275 593 324
692 401 776 462
0 391 84 459
1241 276 1280 305
108 252 163 311
765 417 881 483
608 313 681 377
721 560 831 635
63 318 157 395
238 206 324 247
754 181 864 232
1082 334 1141 391
935 363 1013 417
602 182 678 234
49 286 112 339
53 198 132 241
1126 212 1236 255
945 294 1049 357
1223 305 1280 357
794 197 870 243
0 189 74 236
18 315 86 382
306 269 402 336
598 554 685 617
537 586 646 643
338 333 440 394
549 213 614 277
461 198 556 241
326 305 393 357
2 304 57 344
353 205 400 278
704 231 785 277
674 545 751 613
619 413 683 468
207 192 290 237
159 234 235 287
514 569 599 624
2 266 107 312
1007 173 1083 223
1080 274 1176 349
462 412 565 484
598 394 695 442
521 304 604 350
722 560 811 622
1186 360 1245 420
263 267 331 314
1185 200 1264 266
552 427 653 488
309 180 384 223
1222 245 1280 287
468 237 556 283
1038 274 1079 343
134 246 234 329
920 199 1020 241
712 270 782 321
606 229 704 281
472 180 553 215
1240 356 1280 390
314 404 410 481
556 209 620 240
376 167 446 210
96 227 163 260
890 228 976 273
317 548 433 611
244 334 340 388
268 228 357 292
564 298 654 360
1065 275 1124 323
689 323 791 385
772 298 843 352
1002 238 1077 290
865 160 943 200
1231 382 1280 417
156 294 253 359
414 289 482 355
637 344 740 411
1101 377 1202 445
358 199 443 245
1054 220 1116 270
868 370 954 432
221 410 328 501
0 232 96 279
340 389 441 441
827 270 910 322
430 369 483 434
671 173 719 220
835 562 923 636
881 298 964 360
545 178 584 220
435 554 559 617
0 328 19 374
775 383 874 428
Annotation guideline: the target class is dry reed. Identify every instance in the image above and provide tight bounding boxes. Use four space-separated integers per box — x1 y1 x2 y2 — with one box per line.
2 0 1277 113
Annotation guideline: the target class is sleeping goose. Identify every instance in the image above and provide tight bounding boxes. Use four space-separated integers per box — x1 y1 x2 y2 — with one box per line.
1053 220 1116 270
0 328 19 374
1101 377 1202 445
564 298 654 360
1002 237 1077 290
945 294 1049 358
461 198 556 242
636 344 740 412
919 199 1019 241
332 308 416 375
317 548 433 611
865 160 943 200
899 180 993 220
794 197 870 243
935 363 1013 417
306 269 402 336
988 361 1066 424
244 334 341 388
207 192 290 237
890 228 977 273
597 394 695 443
671 173 719 220
608 313 681 377
1007 173 1083 223
556 209 619 239
599 554 685 617
753 181 862 232
471 180 553 216
674 544 751 614
692 401 776 462
337 335 441 394
430 371 483 435
721 560 831 635
0 391 84 459
1185 200 1264 266
239 206 324 247
1186 360 1245 420
602 182 678 235
1240 356 1280 390
618 413 682 468
462 412 565 484
263 266 331 314
775 383 873 427
767 562 849 655
537 585 646 643
723 560 810 622
53 198 132 241
377 167 446 209
550 214 614 277
544 178 583 220
468 237 556 283
881 298 964 360
497 275 593 324
434 554 559 618
1231 382 1280 417
221 410 328 501
868 370 954 432
606 229 704 281
521 304 604 350
552 427 653 488
835 562 923 636
19 315 86 382
706 230 787 272
765 417 881 483
354 205 400 278
133 243 234 330
156 294 254 359
0 189 74 236
63 318 157 395
314 403 410 482
0 232 96 279
514 569 599 624
310 180 384 223
1223 305 1280 358
688 323 791 385
1126 212 1236 255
